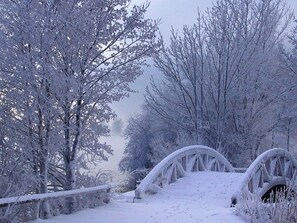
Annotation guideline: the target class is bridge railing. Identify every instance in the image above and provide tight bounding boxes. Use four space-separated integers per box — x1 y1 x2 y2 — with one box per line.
234 167 247 173
135 145 235 199
0 184 114 222
231 148 297 206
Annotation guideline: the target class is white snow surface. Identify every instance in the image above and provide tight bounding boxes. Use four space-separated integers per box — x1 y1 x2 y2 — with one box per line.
33 172 244 223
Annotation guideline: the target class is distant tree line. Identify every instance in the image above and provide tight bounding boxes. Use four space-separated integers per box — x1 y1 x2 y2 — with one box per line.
0 0 158 220
119 0 297 189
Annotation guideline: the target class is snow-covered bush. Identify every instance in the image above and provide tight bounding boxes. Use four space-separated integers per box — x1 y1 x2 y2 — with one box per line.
117 169 150 192
236 186 297 223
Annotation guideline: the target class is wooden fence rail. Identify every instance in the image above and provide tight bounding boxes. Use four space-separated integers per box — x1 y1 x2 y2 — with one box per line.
0 184 115 222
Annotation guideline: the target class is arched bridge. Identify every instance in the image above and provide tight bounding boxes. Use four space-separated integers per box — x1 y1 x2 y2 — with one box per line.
135 145 235 199
135 145 297 206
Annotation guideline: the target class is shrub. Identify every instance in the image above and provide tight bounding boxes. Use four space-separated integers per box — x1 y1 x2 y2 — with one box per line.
236 186 297 223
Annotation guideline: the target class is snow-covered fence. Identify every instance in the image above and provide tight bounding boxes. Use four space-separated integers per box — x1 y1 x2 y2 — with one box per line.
231 148 297 206
135 145 235 199
0 184 114 222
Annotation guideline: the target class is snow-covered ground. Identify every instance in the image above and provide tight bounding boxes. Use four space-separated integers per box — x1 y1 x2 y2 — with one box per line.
34 172 244 223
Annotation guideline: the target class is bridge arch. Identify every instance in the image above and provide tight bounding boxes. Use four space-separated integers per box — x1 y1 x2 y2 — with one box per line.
232 148 297 205
135 145 234 199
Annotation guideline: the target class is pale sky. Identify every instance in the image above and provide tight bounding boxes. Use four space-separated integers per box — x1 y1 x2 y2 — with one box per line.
102 0 297 176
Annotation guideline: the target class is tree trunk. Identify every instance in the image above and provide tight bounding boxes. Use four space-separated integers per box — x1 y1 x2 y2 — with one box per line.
39 159 51 218
37 105 51 219
286 117 291 152
63 100 76 214
63 96 82 214
65 159 76 214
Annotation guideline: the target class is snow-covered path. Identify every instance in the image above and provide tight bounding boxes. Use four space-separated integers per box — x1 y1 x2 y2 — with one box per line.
35 172 245 223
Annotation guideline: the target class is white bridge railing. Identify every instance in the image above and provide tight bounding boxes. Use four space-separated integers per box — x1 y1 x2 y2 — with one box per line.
135 145 235 199
0 184 114 222
232 148 297 205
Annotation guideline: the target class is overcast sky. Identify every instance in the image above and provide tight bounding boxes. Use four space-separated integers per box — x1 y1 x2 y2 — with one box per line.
102 0 297 175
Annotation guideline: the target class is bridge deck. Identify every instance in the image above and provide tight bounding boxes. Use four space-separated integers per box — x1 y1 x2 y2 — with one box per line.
34 172 244 223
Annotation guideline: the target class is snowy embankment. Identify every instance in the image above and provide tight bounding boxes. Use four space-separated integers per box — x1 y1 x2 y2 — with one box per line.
33 172 244 223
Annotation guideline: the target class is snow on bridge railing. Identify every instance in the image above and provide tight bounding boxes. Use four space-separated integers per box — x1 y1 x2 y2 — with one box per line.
135 145 235 199
231 148 297 206
0 183 115 222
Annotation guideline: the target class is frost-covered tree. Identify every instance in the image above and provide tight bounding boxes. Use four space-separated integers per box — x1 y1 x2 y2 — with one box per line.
146 13 208 145
0 0 158 218
119 114 154 173
124 0 294 170
118 113 153 190
277 19 297 152
43 1 158 212
119 108 185 190
203 0 292 161
0 1 58 217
